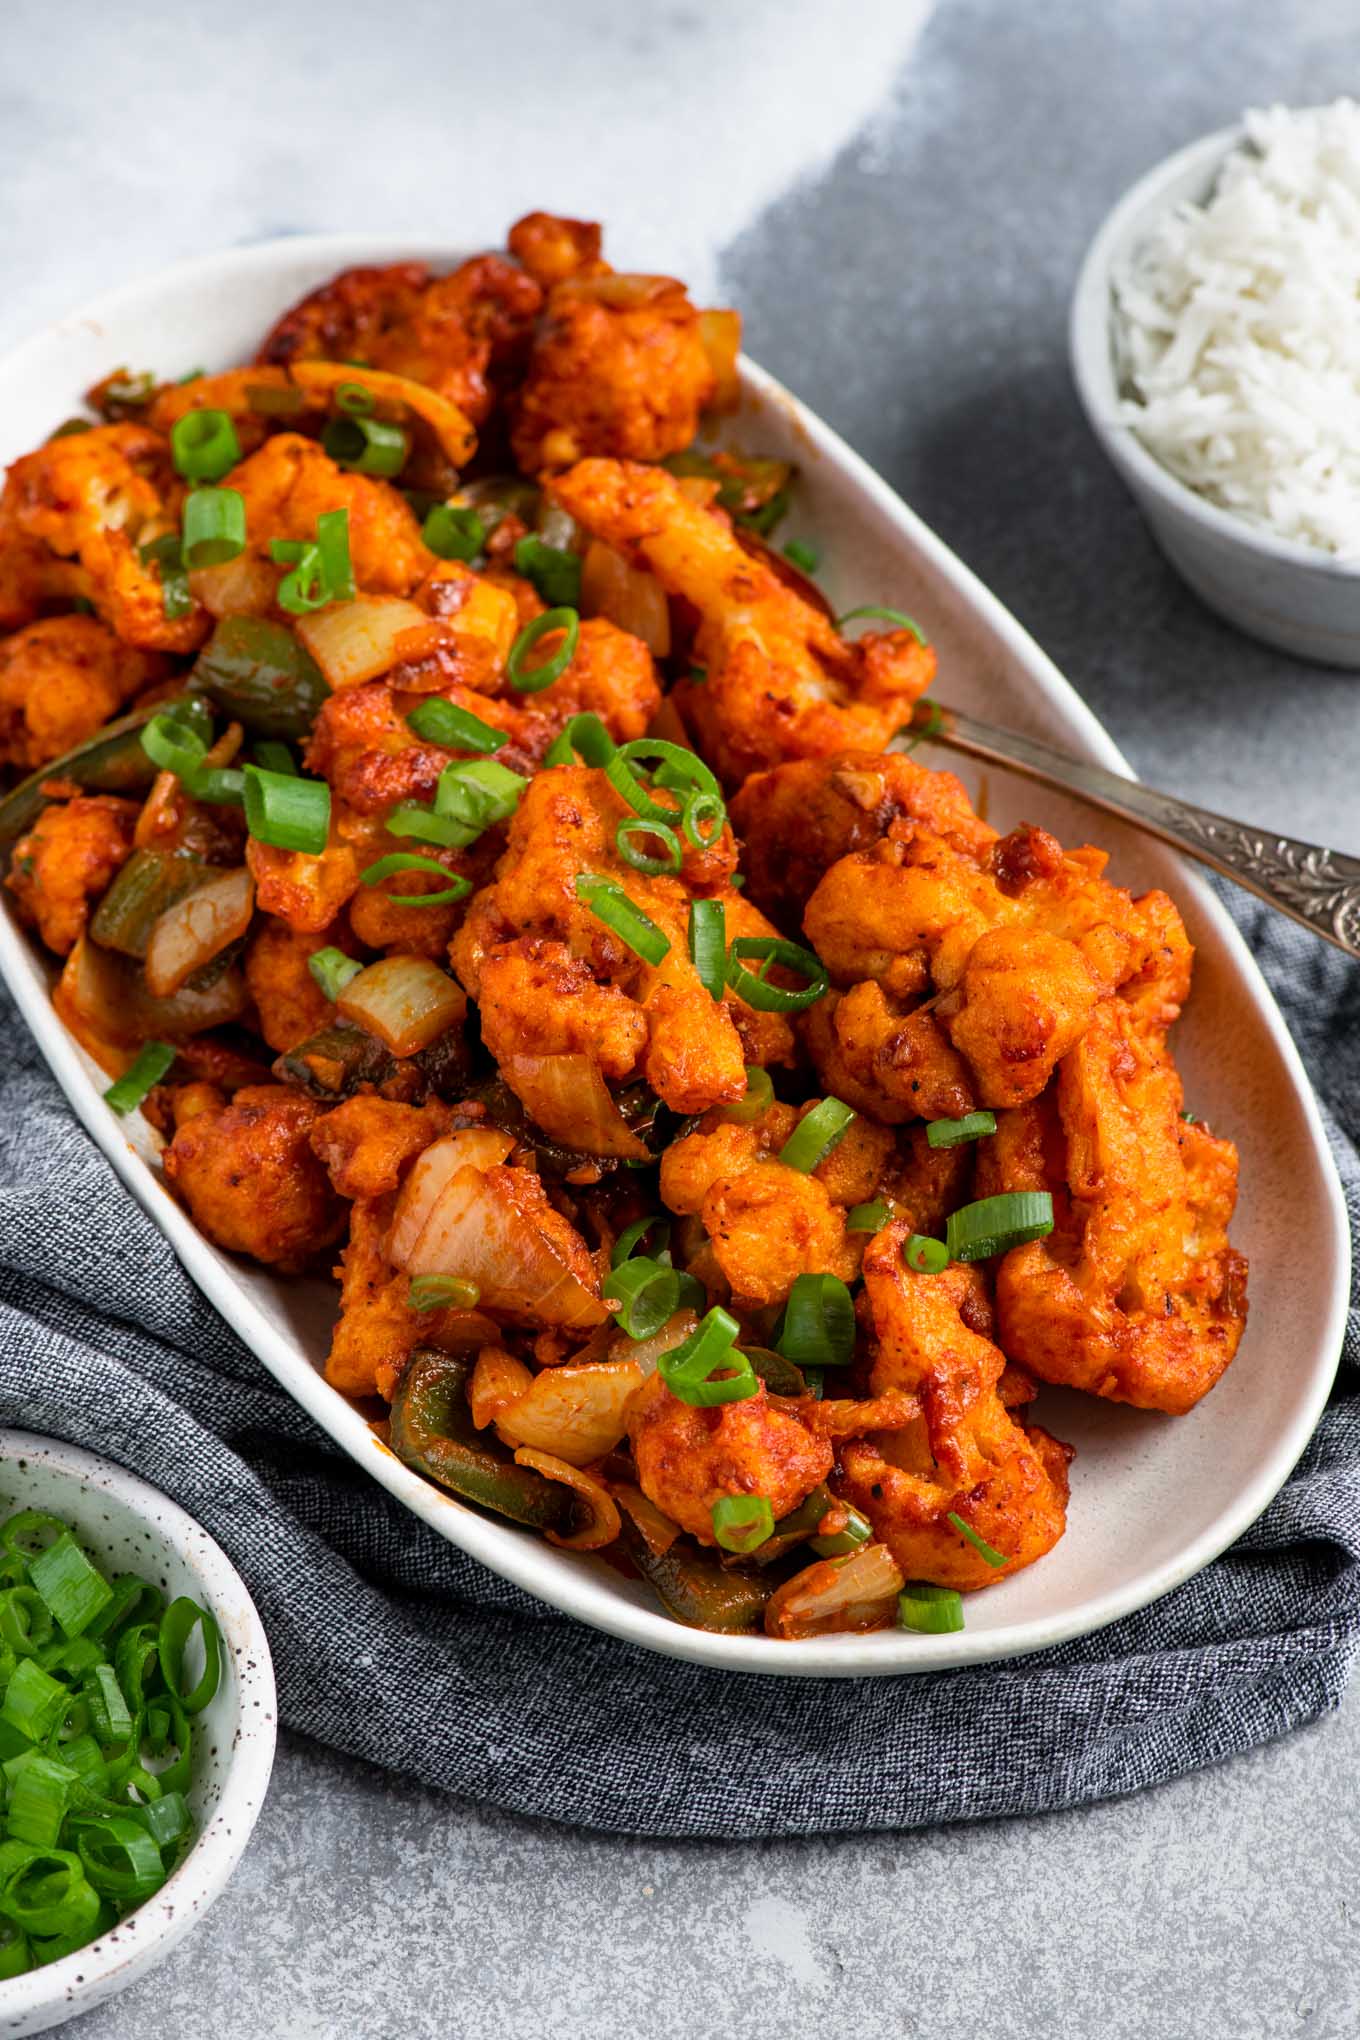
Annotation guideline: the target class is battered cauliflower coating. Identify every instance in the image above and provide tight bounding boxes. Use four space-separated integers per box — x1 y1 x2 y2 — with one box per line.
659 1100 892 1310
975 998 1248 1415
549 460 936 786
0 424 204 652
225 435 433 598
309 1095 454 1201
627 1372 833 1546
836 1226 1071 1590
0 616 163 771
243 916 349 1053
513 276 717 473
163 1084 345 1271
6 795 137 955
451 764 795 1118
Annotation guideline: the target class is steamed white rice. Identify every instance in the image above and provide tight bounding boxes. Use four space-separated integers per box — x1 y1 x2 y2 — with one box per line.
1112 99 1360 559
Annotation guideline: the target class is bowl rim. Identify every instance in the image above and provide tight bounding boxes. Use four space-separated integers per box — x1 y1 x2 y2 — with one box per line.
0 1429 276 2024
0 233 1348 1681
1069 118 1360 582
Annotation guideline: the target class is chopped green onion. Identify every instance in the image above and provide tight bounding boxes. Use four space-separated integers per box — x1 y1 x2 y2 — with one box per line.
169 409 241 483
658 1307 758 1406
358 853 472 909
782 539 820 574
103 1043 175 1117
507 607 580 693
321 413 409 477
27 1538 112 1641
904 1234 949 1275
157 1598 221 1715
422 504 486 561
610 1217 672 1270
435 758 525 834
384 802 472 849
140 710 206 781
405 698 505 753
407 1275 481 1312
316 508 355 602
307 947 363 1002
0 1850 101 1939
615 818 681 875
0 1588 53 1657
778 1097 856 1173
847 1200 892 1233
810 1502 872 1558
726 935 828 1014
544 711 616 769
836 604 928 647
72 1815 165 1904
574 875 670 966
140 534 192 620
776 1273 856 1368
945 1192 1054 1264
2 1660 68 1744
925 1110 997 1149
335 381 375 416
272 542 328 614
252 740 296 775
723 1065 774 1124
181 487 246 569
687 898 727 1002
680 790 726 850
608 1258 681 1341
7 1755 75 1848
710 1495 775 1555
89 1667 132 1746
1180 1110 1199 1125
898 1583 965 1634
616 739 721 813
899 700 945 752
243 764 330 855
946 1512 1007 1569
513 536 582 608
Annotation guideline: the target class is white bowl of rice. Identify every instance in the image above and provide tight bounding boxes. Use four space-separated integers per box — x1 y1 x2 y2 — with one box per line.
1071 100 1360 667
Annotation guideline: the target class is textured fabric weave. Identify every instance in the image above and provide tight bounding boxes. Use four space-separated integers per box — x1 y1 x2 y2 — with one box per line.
0 898 1353 1839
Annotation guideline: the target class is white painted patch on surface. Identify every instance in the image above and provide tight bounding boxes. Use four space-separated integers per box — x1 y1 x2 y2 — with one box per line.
0 0 932 344
743 1896 830 1989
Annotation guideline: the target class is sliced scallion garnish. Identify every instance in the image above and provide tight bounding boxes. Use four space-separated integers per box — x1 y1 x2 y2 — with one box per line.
944 1192 1054 1264
925 1110 997 1149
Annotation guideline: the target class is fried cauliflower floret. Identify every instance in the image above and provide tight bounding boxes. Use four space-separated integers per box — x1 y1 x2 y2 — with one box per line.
255 255 542 424
310 1096 453 1201
243 916 350 1052
0 616 163 771
0 424 204 652
451 765 794 1124
627 1372 832 1545
550 460 935 785
731 749 994 928
802 982 975 1125
659 1100 891 1309
513 276 717 473
304 614 660 817
835 1226 1071 1590
246 822 361 936
801 819 1194 1116
975 999 1247 1414
325 1194 416 1398
226 435 433 597
162 1083 345 1271
6 794 137 955
507 212 606 289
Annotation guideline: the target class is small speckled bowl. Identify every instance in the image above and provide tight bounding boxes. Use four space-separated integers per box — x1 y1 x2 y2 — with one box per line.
0 1432 275 2036
1070 123 1360 668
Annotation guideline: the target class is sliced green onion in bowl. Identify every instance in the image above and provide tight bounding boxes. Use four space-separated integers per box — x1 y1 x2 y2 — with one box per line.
307 947 363 1002
103 1043 176 1117
169 409 241 484
422 504 486 561
405 698 505 753
27 1538 113 1641
946 1512 1007 1569
836 603 928 647
904 1233 950 1274
778 1097 856 1173
574 874 670 967
243 763 330 855
711 1495 775 1555
945 1192 1054 1263
776 1273 856 1368
898 1582 965 1634
925 1110 997 1149
513 536 582 608
507 608 579 693
687 898 727 1002
725 935 828 1014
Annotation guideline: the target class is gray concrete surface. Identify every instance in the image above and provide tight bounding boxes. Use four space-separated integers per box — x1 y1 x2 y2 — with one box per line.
5 1 1359 2034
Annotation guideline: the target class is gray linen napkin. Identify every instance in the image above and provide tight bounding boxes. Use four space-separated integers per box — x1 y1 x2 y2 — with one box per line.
0 896 1352 1840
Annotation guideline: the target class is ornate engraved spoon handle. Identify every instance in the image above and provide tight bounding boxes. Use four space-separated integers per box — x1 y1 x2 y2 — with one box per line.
896 701 1360 960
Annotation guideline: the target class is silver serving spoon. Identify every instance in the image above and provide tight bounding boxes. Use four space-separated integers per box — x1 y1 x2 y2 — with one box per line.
894 701 1360 960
